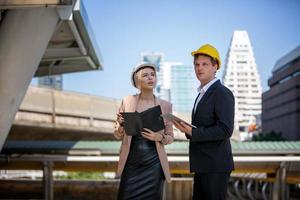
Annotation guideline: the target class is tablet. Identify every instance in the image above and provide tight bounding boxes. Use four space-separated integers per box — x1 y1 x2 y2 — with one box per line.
161 113 197 128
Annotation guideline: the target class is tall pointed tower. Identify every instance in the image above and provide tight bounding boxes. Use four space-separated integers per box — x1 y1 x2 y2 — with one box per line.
222 30 262 139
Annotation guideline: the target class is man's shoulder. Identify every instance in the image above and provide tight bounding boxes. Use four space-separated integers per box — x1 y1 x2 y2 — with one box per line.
215 83 234 98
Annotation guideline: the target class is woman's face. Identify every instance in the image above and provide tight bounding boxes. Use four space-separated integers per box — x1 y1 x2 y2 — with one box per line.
136 67 156 90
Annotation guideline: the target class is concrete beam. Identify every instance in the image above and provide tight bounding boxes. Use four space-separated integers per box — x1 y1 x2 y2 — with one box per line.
0 8 60 150
0 0 72 9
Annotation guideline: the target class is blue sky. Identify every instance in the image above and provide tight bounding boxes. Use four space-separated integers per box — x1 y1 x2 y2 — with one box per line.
33 0 300 99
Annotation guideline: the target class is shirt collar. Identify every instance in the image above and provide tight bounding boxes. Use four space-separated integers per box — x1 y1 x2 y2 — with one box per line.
197 78 218 93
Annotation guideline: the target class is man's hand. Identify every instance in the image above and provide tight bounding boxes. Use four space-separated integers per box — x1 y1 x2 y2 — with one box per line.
172 120 192 135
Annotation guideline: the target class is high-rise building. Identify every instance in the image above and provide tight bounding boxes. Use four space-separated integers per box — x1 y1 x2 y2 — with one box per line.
141 52 164 97
141 52 163 70
262 45 300 140
222 30 262 139
158 62 197 113
38 75 63 90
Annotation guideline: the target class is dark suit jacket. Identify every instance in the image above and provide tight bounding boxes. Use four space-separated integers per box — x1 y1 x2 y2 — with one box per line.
187 80 235 173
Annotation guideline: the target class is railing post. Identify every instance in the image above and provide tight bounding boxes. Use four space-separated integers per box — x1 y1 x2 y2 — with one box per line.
43 161 54 200
246 180 255 200
261 182 269 200
51 90 56 124
272 162 286 200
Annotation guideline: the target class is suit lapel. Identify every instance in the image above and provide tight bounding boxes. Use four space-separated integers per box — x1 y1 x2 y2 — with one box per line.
192 80 220 121
191 92 201 120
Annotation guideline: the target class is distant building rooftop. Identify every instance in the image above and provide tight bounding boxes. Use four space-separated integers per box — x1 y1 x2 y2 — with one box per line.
272 45 300 74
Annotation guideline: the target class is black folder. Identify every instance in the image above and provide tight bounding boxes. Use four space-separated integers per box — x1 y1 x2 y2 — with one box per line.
121 112 143 136
121 105 165 136
140 105 165 132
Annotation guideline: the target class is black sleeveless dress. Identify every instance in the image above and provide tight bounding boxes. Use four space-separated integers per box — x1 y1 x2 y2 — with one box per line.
117 134 165 200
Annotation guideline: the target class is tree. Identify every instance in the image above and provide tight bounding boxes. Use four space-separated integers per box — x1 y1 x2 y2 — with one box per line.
252 130 286 141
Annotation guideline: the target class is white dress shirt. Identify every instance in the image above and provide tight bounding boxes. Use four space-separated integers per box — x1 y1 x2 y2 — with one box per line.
193 78 219 114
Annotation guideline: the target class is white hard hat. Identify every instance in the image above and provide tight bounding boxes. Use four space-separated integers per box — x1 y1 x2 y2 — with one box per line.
131 63 157 88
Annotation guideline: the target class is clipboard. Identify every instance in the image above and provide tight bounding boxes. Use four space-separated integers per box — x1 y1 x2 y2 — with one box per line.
161 113 197 128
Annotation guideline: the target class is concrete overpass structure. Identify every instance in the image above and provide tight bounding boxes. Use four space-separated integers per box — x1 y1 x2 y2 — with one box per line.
9 86 119 141
0 0 102 151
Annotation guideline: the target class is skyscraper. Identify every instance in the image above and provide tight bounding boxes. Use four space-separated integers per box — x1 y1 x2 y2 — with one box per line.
141 52 164 97
222 30 262 139
141 52 163 70
158 62 197 113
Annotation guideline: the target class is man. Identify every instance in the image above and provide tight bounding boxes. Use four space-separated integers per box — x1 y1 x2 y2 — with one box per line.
173 44 235 200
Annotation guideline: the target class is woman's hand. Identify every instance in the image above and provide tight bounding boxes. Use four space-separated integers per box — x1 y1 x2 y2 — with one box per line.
115 126 125 137
116 113 124 126
114 113 125 139
141 128 163 142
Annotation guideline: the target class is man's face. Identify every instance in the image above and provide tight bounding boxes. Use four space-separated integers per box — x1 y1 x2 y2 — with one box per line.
194 55 217 86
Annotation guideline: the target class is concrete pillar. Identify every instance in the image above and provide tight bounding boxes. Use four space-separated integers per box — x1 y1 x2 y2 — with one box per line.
0 8 60 150
43 161 54 200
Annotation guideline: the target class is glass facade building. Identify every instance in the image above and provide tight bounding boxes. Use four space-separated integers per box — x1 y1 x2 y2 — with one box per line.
159 62 197 113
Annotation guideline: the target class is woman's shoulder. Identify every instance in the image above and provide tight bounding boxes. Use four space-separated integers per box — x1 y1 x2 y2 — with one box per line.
122 94 138 103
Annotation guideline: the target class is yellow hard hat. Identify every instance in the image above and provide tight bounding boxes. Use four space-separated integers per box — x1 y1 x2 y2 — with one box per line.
191 44 221 69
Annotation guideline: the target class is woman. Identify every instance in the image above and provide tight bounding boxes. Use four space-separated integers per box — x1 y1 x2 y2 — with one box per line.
114 63 174 200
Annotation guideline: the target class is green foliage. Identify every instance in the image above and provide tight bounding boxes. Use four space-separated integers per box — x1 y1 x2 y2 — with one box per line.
252 130 286 141
55 172 105 180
